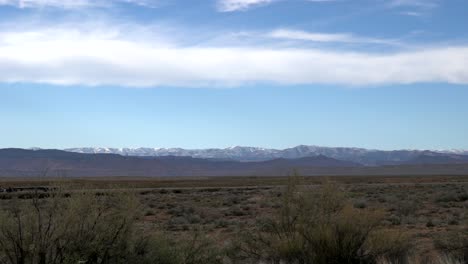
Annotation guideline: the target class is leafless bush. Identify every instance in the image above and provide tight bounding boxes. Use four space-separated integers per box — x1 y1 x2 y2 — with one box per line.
0 189 139 264
435 230 468 264
228 176 411 264
0 189 222 264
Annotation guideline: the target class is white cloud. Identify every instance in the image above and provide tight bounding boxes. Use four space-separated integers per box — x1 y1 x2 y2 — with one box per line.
306 0 337 2
0 0 91 8
399 11 423 16
117 0 159 7
268 29 400 45
217 0 274 12
269 29 351 42
0 24 467 87
389 0 438 8
0 0 158 8
388 0 439 16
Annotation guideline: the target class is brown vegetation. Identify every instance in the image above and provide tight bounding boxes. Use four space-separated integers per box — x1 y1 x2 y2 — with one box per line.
0 175 466 263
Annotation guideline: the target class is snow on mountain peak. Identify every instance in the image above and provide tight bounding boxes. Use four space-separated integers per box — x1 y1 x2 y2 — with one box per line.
60 145 468 166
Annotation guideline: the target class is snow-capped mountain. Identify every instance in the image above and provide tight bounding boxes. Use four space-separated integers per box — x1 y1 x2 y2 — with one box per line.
437 149 468 155
65 146 282 161
64 145 468 166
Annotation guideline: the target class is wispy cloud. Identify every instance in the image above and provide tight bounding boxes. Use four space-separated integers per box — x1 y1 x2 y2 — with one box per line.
217 0 274 12
267 29 401 45
399 11 423 17
0 0 159 8
0 0 338 11
0 0 92 8
388 0 439 16
0 23 467 87
389 0 438 8
306 0 338 2
217 0 338 12
118 0 159 7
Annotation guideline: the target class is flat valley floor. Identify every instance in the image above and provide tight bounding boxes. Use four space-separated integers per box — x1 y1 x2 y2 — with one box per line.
0 175 467 258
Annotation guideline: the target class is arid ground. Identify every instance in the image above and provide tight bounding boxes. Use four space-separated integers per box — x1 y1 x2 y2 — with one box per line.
0 175 466 260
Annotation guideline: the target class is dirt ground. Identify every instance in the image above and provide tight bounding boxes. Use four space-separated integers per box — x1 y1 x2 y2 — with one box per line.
0 175 467 256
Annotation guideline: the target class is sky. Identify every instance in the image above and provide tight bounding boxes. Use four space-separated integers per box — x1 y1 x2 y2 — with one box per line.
0 0 467 150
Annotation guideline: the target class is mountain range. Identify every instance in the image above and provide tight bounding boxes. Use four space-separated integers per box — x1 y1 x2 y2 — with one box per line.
64 145 468 166
1 146 468 177
0 148 359 177
1 148 468 177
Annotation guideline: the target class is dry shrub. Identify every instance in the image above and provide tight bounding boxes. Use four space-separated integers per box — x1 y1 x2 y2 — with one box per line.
434 229 468 264
0 189 222 264
134 232 223 264
0 190 139 264
228 176 411 264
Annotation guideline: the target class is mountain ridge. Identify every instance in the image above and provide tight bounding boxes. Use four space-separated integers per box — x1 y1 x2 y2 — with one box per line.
0 148 362 177
61 145 468 166
1 148 468 177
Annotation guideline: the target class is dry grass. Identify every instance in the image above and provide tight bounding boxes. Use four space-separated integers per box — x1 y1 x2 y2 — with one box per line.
0 175 466 263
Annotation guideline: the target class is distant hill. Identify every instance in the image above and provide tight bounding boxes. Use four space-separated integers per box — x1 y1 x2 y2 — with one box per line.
1 148 468 177
406 153 468 165
0 148 361 177
64 145 468 166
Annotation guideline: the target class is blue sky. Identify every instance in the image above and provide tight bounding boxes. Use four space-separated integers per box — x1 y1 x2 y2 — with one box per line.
0 0 467 150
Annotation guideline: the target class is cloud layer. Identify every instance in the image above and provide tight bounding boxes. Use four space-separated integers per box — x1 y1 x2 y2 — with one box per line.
268 29 400 45
0 25 467 87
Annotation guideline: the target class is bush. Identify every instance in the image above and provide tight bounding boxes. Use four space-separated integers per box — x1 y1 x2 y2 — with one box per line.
435 230 468 263
426 219 436 228
228 177 410 264
0 189 223 264
134 233 223 264
386 215 401 226
354 199 368 209
436 192 468 203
